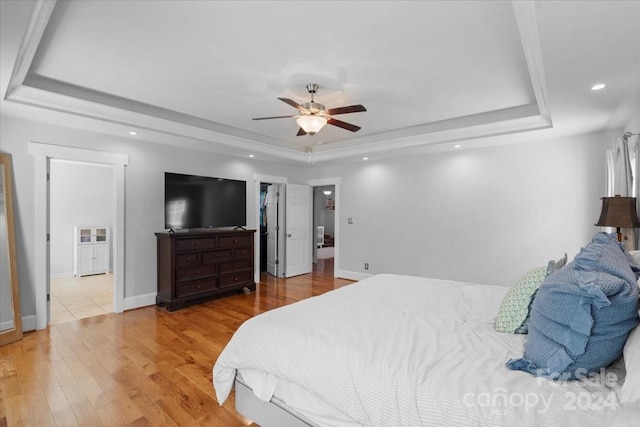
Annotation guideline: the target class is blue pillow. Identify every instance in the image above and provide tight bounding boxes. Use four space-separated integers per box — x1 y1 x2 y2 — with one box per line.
507 232 639 379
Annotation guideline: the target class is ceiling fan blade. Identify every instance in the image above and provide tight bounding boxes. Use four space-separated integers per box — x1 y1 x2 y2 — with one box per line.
327 104 367 115
328 118 361 132
252 115 297 120
278 97 304 110
297 127 307 136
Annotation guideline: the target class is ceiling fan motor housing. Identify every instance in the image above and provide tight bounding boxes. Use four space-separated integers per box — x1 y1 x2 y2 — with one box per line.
302 102 326 115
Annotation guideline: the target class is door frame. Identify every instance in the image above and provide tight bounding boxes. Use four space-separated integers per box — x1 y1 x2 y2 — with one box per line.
29 142 128 330
253 174 287 283
307 177 341 278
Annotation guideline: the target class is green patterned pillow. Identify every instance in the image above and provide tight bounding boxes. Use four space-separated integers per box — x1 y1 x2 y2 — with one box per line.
495 266 548 333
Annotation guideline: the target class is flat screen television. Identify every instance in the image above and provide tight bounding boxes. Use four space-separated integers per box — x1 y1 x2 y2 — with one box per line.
164 172 246 230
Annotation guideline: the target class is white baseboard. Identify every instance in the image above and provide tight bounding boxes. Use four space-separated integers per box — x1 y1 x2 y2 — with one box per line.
22 315 37 332
0 320 14 332
124 292 156 311
336 269 373 281
50 272 74 279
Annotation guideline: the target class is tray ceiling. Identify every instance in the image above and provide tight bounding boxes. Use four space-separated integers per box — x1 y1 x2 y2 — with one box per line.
2 1 639 163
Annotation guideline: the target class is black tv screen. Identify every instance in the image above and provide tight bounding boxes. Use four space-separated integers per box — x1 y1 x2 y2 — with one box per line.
164 172 246 229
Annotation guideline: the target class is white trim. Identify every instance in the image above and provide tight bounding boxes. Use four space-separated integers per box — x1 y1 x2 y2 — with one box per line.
50 272 74 279
21 315 37 332
336 270 372 282
307 178 342 278
123 292 156 311
28 142 128 330
3 0 56 98
511 0 552 124
253 174 288 283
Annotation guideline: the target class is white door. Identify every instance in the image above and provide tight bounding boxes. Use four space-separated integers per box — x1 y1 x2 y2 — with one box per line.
285 184 312 277
266 185 278 276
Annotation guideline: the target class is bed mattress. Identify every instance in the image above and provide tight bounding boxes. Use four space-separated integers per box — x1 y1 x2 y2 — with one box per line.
214 274 630 426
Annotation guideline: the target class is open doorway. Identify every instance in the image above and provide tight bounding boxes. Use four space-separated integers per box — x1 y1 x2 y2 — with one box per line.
259 182 282 277
49 160 114 325
254 174 288 283
313 185 335 275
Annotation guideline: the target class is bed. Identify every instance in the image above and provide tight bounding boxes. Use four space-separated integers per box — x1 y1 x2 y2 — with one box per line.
213 271 640 426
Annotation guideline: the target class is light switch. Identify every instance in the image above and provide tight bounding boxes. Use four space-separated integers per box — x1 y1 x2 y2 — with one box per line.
348 217 353 224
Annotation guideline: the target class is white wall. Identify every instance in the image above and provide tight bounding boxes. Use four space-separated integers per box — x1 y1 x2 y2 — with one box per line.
50 160 114 277
0 112 615 323
308 132 610 286
0 114 308 322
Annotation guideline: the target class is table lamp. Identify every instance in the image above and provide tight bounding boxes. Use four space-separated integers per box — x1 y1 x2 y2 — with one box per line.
595 195 640 242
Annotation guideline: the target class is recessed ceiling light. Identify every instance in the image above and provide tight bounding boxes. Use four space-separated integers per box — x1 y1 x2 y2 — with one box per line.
249 154 255 158
128 131 138 135
454 144 462 148
363 157 369 161
591 83 606 91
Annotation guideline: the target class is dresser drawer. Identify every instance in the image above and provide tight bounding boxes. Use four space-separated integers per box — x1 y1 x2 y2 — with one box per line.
219 270 253 288
219 259 252 274
219 235 252 248
233 247 252 259
176 252 199 268
176 238 216 252
201 249 233 264
175 264 217 283
175 279 217 298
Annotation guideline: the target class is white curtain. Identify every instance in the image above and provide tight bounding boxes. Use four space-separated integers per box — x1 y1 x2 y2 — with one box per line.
607 136 636 249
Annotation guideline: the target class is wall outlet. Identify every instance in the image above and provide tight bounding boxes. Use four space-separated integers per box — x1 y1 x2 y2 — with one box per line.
348 217 354 224
364 263 369 270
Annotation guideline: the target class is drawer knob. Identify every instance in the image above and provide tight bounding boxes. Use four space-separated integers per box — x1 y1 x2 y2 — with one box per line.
195 270 200 274
196 285 201 289
234 277 239 281
233 239 238 243
185 257 190 261
234 264 238 268
215 254 220 257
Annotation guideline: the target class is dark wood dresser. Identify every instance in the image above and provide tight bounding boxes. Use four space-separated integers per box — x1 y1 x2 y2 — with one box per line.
155 229 256 311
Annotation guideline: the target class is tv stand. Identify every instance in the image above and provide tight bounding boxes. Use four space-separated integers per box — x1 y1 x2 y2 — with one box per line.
155 229 256 311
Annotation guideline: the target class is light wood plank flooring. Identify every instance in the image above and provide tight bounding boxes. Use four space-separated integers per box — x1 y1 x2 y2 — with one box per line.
0 259 353 426
50 274 113 325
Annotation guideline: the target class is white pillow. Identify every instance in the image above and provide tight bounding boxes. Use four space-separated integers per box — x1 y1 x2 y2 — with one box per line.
621 324 640 406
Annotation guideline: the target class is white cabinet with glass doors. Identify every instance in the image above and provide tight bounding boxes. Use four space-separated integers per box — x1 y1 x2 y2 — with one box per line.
73 226 110 276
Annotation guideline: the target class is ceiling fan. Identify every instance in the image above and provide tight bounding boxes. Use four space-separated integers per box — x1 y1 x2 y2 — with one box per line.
253 83 367 136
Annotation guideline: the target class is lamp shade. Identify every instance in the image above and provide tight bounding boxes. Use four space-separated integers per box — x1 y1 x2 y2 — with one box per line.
595 195 640 228
296 115 327 135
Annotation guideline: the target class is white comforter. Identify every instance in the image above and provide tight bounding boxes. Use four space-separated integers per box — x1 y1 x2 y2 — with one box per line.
213 274 625 426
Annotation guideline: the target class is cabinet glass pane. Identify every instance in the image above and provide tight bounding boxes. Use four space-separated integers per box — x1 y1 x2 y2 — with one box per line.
80 228 92 243
95 228 107 242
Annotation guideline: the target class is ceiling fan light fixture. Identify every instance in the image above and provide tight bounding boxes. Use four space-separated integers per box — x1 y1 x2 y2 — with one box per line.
296 115 327 135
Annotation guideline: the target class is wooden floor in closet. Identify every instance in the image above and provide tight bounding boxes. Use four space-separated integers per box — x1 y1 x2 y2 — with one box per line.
0 258 352 427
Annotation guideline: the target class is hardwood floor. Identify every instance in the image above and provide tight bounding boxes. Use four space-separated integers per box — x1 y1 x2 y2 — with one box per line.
0 259 352 427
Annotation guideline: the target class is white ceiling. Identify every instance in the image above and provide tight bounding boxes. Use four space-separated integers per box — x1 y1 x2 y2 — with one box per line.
1 0 639 164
